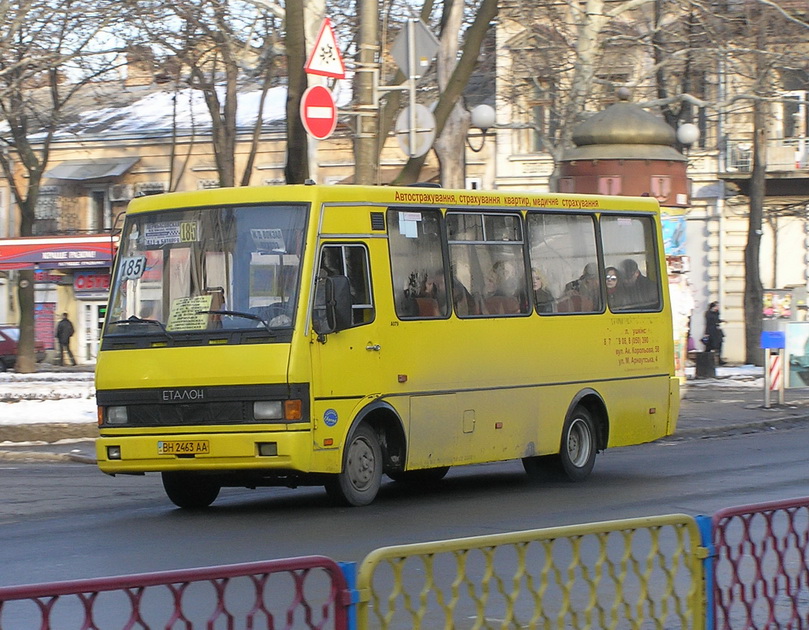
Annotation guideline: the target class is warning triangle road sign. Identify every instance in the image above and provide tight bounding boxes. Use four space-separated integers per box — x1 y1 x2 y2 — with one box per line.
304 18 346 79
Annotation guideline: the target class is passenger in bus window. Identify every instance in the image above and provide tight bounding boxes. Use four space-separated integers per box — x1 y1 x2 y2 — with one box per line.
605 266 620 307
484 260 525 314
531 268 555 313
616 258 657 309
559 263 599 312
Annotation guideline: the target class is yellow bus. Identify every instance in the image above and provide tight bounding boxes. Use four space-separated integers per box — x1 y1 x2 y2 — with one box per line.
95 184 679 508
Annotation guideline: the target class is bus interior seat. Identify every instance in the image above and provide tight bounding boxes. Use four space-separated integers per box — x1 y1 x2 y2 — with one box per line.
415 297 441 317
484 296 520 315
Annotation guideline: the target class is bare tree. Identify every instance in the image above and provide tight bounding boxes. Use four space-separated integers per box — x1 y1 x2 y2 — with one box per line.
392 0 498 184
0 0 123 372
129 0 284 188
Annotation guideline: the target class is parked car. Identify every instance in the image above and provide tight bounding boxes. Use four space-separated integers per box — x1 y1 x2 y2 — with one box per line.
0 326 47 371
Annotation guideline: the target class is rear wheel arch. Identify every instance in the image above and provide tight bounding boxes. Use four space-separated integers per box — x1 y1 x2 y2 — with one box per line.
567 389 609 451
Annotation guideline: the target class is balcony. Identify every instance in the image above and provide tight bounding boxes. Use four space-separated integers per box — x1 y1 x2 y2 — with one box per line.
726 138 809 172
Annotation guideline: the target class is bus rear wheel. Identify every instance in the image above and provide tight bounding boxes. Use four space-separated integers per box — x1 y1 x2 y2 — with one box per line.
161 472 220 509
325 424 382 507
522 406 597 482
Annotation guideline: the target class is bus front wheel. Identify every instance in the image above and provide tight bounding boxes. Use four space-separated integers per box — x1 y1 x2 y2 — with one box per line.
325 424 382 507
162 472 220 509
522 406 597 482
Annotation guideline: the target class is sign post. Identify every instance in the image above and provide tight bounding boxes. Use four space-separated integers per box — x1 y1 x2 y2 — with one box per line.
761 331 786 408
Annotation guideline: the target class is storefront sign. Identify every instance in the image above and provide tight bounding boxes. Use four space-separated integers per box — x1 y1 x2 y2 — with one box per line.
0 235 117 270
34 270 62 284
74 271 111 292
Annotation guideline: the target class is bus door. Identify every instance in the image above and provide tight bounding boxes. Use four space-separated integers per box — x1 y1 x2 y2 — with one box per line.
309 241 385 426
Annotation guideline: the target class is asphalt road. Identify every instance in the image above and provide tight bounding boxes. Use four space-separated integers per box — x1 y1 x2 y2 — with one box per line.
0 422 806 589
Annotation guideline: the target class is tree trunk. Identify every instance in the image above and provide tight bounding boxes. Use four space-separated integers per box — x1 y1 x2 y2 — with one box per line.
434 0 467 189
285 0 309 184
744 99 766 366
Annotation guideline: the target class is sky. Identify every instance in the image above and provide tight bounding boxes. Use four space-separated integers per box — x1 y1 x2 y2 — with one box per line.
0 365 765 427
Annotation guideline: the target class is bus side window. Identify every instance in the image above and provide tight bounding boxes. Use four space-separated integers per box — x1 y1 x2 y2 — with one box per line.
387 209 449 320
318 244 375 326
527 212 601 315
447 212 529 318
600 215 661 312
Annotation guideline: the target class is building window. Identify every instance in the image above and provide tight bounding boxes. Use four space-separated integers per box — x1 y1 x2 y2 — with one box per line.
33 187 60 235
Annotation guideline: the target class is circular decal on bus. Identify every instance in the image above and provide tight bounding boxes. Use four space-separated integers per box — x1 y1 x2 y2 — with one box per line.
324 409 338 427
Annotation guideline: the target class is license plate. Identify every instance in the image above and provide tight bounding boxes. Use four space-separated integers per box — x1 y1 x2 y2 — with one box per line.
158 440 210 455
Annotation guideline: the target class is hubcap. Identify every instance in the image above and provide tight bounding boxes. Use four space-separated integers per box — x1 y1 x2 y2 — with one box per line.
567 418 592 467
347 438 375 490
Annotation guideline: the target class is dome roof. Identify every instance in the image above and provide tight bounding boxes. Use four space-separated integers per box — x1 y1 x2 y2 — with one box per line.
562 91 684 162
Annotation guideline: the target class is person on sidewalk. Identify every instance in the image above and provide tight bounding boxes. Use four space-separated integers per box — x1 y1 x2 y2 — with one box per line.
703 301 725 364
55 312 77 366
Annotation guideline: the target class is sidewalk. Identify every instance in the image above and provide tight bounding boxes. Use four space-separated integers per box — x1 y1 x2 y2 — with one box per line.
676 373 809 439
1 365 808 463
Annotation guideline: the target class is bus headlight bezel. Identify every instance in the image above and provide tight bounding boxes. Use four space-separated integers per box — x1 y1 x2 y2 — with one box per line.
106 406 129 425
253 401 284 421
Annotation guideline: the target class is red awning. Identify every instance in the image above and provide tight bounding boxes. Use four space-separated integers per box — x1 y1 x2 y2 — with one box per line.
0 234 118 270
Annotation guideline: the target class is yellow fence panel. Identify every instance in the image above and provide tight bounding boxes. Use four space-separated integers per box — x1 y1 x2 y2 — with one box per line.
357 514 706 630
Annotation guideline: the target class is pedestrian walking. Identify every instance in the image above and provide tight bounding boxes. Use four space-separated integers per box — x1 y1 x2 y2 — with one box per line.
703 301 725 364
55 312 77 366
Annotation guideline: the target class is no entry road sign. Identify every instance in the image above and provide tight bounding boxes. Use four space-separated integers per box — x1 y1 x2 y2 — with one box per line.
300 86 337 140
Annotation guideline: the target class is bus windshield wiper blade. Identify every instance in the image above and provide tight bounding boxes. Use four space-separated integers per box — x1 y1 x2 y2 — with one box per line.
109 316 174 340
196 310 276 336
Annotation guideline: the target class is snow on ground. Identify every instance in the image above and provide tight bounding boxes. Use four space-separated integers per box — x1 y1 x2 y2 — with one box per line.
0 365 767 426
0 371 95 425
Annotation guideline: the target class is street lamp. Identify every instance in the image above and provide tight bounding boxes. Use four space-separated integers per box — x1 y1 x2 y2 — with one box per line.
676 122 700 149
467 104 496 153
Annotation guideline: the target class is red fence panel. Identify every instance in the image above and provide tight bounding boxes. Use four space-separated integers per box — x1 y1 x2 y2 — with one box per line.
0 555 349 630
712 496 809 629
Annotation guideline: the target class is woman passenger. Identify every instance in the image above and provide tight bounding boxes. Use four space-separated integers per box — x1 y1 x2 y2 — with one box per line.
531 268 554 313
605 266 620 306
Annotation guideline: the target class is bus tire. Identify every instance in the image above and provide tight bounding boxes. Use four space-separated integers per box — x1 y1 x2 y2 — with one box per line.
388 466 450 485
522 406 597 482
161 472 220 509
557 406 597 481
325 424 382 507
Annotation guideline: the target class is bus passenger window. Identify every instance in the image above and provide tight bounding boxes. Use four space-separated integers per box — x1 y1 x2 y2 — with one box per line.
447 212 530 318
527 213 601 314
387 209 449 319
318 244 375 326
600 215 661 312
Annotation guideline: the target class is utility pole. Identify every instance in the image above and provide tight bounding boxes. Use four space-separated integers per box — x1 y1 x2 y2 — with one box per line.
354 0 379 185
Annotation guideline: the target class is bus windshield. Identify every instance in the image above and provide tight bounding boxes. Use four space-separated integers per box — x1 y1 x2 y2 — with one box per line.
105 204 307 336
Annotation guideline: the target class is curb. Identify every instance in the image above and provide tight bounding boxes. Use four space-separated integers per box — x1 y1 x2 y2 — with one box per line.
0 450 96 464
667 415 809 441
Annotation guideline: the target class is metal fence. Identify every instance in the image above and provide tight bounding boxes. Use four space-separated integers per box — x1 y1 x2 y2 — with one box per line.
3 498 809 629
712 496 809 630
0 556 350 630
356 514 706 630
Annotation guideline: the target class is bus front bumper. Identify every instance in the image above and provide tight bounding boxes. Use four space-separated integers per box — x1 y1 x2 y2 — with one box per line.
96 429 318 475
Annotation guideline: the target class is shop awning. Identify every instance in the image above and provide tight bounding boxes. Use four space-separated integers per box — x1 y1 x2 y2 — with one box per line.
44 157 139 181
0 235 118 270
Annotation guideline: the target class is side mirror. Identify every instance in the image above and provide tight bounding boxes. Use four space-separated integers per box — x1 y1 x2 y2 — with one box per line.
313 275 353 336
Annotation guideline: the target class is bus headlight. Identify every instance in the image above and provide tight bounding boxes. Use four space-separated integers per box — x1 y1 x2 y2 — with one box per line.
253 401 283 420
107 406 128 425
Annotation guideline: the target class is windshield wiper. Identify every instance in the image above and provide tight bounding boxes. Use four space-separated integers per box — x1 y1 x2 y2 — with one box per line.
196 310 276 336
109 316 174 340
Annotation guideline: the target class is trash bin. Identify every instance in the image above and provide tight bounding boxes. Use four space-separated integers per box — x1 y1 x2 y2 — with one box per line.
695 351 716 378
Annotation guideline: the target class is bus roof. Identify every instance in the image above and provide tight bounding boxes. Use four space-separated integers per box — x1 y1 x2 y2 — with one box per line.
125 184 662 215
